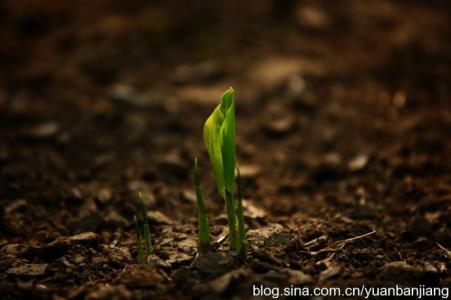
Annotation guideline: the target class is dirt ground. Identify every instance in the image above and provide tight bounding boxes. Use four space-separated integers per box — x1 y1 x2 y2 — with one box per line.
1 1 450 299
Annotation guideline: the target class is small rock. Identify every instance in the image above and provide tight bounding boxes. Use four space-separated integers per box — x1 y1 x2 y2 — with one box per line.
110 84 134 102
318 266 342 282
296 6 330 30
27 122 59 139
35 283 50 293
164 252 193 268
249 57 303 91
108 247 133 266
348 153 369 172
7 263 48 277
287 75 306 97
207 269 249 294
96 188 112 204
181 189 196 203
239 165 260 178
265 116 296 135
147 211 173 225
69 232 100 246
283 269 313 285
2 244 21 256
5 199 27 215
104 211 128 228
85 284 132 300
244 200 266 219
192 252 236 276
120 265 166 288
378 261 423 283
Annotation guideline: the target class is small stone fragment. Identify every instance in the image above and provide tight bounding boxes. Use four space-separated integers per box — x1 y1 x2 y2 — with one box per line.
120 265 166 288
7 263 48 277
104 211 128 228
181 189 196 203
283 269 313 285
348 153 369 171
265 116 296 135
378 261 423 283
192 252 236 276
85 284 132 300
69 232 100 245
27 122 59 139
147 211 173 225
239 165 260 178
318 266 342 282
207 269 248 294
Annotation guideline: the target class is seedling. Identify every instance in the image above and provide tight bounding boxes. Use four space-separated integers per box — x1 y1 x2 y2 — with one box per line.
134 192 152 263
203 87 246 256
193 158 210 253
235 167 247 259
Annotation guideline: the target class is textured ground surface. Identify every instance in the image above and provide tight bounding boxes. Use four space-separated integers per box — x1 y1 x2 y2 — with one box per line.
1 1 450 299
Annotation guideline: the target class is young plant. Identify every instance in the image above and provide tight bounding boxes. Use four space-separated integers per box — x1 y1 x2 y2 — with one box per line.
193 158 210 253
203 87 246 256
134 192 152 263
235 167 247 259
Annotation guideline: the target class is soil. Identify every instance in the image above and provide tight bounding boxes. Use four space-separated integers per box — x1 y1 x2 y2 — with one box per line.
1 1 450 299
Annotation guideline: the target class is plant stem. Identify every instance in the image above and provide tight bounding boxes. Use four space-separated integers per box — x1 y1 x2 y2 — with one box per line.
134 215 145 264
194 158 210 253
235 167 247 260
143 221 152 257
225 190 238 251
139 192 152 257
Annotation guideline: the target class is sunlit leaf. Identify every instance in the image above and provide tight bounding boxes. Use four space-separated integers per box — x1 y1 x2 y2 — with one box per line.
203 87 235 196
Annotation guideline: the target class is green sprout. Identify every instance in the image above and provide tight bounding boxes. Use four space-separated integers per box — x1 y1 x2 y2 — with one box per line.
235 167 247 259
193 158 210 253
203 87 246 255
134 192 152 263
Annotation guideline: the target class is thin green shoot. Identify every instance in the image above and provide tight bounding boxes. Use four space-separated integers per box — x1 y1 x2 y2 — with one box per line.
138 192 153 257
134 215 145 264
134 192 152 263
235 166 247 259
193 158 210 253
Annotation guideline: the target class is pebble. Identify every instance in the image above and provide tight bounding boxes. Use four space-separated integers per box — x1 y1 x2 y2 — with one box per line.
348 153 369 171
147 211 173 225
7 263 48 277
239 164 260 178
318 266 342 282
378 261 423 283
85 284 132 300
284 268 313 284
69 232 100 245
192 252 236 276
27 122 59 139
249 57 303 91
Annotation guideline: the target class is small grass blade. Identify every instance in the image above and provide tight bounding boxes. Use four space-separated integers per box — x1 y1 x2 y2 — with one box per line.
235 167 247 260
134 215 145 264
194 158 210 253
138 192 153 257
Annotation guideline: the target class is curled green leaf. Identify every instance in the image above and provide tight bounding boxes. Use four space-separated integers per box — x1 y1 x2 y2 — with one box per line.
203 87 236 197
